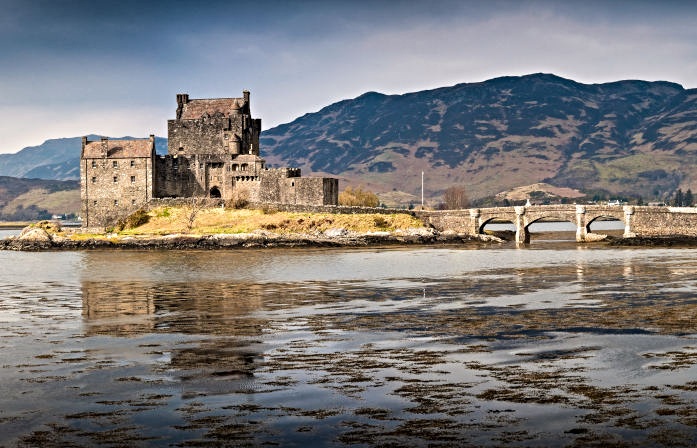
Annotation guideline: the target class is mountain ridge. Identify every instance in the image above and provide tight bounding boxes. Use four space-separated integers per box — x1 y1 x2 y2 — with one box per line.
4 74 697 207
261 73 697 205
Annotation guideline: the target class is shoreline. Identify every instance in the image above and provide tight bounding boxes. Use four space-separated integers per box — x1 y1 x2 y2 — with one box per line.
4 223 697 251
0 228 505 251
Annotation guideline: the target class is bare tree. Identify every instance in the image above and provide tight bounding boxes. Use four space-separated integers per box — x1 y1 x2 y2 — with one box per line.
441 186 469 210
184 196 208 232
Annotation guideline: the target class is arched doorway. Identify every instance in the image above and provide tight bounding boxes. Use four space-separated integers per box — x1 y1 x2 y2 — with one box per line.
209 186 221 198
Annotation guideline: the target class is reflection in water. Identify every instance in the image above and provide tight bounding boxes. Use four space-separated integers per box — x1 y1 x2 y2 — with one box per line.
82 280 265 336
82 279 267 400
1 247 697 447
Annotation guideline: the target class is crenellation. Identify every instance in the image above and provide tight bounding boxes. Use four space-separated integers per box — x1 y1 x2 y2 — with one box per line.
81 90 339 228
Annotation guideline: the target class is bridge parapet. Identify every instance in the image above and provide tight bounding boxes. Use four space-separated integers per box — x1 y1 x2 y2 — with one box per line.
415 204 697 243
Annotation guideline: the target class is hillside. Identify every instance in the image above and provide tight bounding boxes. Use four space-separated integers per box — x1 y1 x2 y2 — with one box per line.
0 177 80 221
0 136 168 181
4 74 697 207
261 73 697 205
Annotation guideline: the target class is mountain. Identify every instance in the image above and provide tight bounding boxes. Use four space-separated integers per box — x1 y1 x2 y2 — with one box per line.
0 136 168 181
0 176 80 221
5 74 697 207
261 73 697 205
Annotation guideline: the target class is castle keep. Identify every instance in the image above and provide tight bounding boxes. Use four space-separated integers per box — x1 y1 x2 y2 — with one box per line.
81 91 339 228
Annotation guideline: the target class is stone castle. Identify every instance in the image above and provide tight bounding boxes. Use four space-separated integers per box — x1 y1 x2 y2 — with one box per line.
80 91 338 228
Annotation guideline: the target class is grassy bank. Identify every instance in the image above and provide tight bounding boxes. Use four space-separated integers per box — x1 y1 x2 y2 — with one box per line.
110 205 428 237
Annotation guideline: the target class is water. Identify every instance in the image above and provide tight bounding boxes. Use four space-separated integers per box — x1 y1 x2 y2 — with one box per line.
0 229 21 239
1 244 696 447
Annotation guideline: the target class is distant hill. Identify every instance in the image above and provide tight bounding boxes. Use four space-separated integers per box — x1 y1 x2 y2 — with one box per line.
0 176 80 221
0 136 168 181
261 73 697 205
5 74 697 208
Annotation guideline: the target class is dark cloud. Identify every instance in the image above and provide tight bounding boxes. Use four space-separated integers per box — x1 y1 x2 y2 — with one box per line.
1 0 697 151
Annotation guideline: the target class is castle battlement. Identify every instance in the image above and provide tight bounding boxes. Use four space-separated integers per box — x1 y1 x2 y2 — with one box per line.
80 91 338 228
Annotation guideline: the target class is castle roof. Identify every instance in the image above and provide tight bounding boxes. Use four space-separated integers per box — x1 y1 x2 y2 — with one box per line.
83 138 154 159
180 98 245 119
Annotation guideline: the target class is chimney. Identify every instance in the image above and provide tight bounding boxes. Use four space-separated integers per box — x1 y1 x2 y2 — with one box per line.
176 93 189 120
243 90 250 115
100 137 108 158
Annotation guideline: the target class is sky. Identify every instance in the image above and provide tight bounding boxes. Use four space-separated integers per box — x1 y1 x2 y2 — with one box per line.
2 0 697 153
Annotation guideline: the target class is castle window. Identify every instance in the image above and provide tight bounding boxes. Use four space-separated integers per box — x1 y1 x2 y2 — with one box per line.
131 175 136 183
91 160 96 168
114 200 118 206
91 177 96 183
113 161 118 168
113 176 118 183
130 160 135 167
132 199 136 206
93 200 97 206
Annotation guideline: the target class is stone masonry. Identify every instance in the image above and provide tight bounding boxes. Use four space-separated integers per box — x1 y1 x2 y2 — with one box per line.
80 136 156 228
81 91 338 228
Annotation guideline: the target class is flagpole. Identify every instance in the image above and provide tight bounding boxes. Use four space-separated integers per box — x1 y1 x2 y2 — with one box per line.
421 171 424 209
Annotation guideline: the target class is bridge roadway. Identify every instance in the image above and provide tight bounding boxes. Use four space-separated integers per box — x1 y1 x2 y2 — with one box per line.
417 204 697 243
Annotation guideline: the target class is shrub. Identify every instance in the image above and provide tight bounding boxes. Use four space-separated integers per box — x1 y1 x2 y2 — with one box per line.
226 188 249 209
125 209 150 229
339 186 380 207
373 216 389 228
155 207 171 218
115 208 150 231
32 220 62 233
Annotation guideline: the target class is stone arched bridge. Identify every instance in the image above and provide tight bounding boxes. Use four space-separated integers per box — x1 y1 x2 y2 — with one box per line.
417 204 697 243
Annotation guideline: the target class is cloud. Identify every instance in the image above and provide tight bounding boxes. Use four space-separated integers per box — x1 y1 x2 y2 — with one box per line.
2 0 697 153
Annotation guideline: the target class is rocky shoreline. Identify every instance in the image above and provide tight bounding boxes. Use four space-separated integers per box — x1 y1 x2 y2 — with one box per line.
0 226 504 251
6 224 697 251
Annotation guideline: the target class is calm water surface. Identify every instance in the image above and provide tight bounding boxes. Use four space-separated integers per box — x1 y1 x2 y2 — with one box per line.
1 242 696 447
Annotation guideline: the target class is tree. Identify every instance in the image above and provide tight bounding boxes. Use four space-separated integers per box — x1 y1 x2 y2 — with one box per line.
339 186 380 207
685 189 694 207
184 196 208 232
674 189 684 207
441 186 469 210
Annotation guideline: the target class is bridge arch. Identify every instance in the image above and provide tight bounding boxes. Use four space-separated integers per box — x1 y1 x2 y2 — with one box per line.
586 213 623 229
478 216 515 234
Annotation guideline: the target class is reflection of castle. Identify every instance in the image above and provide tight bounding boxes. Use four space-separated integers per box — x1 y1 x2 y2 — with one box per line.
80 91 339 228
82 280 265 393
81 280 265 337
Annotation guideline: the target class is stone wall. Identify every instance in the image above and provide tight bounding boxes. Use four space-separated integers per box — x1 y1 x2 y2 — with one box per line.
154 155 197 198
168 117 231 155
251 203 413 215
629 206 697 236
415 210 473 233
167 115 261 157
81 156 154 228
